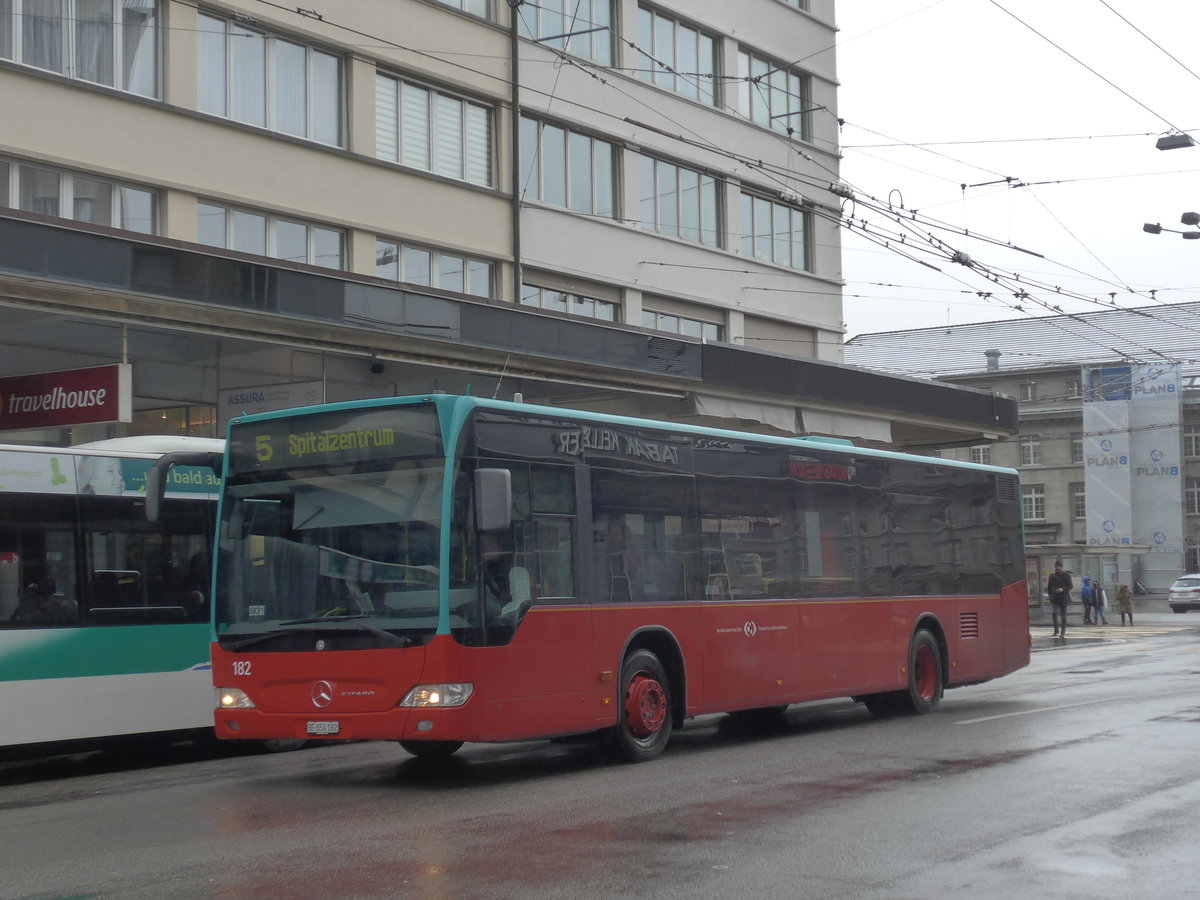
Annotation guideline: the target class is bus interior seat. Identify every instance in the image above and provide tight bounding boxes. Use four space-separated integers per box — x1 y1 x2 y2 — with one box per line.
90 570 144 609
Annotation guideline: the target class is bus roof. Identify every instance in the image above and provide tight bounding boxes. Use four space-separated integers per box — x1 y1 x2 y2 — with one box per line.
71 436 225 454
230 394 1019 479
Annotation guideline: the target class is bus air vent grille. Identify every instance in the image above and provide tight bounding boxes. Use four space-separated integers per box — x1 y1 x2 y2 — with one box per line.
960 611 980 639
995 475 1018 504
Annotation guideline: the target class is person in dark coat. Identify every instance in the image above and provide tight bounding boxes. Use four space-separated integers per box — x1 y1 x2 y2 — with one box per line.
1116 584 1134 626
1047 560 1073 640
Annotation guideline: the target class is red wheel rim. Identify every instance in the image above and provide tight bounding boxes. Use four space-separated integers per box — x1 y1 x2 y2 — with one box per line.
624 671 667 738
913 643 937 700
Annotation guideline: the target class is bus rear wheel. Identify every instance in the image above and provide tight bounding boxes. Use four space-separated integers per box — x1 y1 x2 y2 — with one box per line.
898 628 943 714
399 739 463 760
610 649 673 763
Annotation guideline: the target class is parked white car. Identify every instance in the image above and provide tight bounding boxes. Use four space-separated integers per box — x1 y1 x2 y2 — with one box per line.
1168 574 1200 613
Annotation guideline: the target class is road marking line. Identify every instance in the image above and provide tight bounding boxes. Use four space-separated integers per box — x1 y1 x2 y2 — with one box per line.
955 699 1110 725
956 686 1198 725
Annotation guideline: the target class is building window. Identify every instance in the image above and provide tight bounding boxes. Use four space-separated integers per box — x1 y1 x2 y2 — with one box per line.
197 13 342 146
781 0 809 8
1187 478 1200 516
518 0 612 64
376 239 492 298
635 6 717 104
640 156 719 246
969 445 991 466
376 73 492 186
1019 382 1037 401
1188 541 1200 573
198 201 345 269
740 192 809 270
1066 379 1082 399
1185 424 1200 458
1071 433 1083 464
643 308 722 341
519 118 615 217
1020 438 1041 466
1 0 159 96
432 0 490 17
1071 483 1086 520
736 48 811 140
1022 485 1045 522
521 284 617 321
1 158 157 233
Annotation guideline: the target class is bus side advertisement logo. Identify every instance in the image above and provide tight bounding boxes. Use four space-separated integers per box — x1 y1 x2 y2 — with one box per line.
715 621 790 637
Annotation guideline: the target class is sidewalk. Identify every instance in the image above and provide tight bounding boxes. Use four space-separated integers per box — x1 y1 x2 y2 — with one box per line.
1029 594 1162 649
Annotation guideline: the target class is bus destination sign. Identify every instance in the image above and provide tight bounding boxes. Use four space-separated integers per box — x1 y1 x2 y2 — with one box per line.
229 406 443 474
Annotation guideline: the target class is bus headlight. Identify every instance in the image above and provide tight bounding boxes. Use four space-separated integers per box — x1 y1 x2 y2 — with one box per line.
217 687 256 709
399 683 473 708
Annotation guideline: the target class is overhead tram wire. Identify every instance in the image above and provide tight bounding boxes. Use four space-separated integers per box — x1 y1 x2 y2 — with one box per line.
838 152 1200 328
837 196 1200 356
835 158 1200 324
987 0 1190 135
853 189 1200 335
1098 0 1200 88
844 130 1165 150
829 9 1200 341
831 9 1200 318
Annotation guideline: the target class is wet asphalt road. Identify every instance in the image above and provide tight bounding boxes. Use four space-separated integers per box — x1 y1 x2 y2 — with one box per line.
3 602 1199 900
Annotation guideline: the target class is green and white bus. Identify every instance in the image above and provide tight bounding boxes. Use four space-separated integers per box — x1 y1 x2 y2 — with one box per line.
0 437 223 751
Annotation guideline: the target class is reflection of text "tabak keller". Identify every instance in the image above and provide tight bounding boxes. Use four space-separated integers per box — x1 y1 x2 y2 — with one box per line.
556 427 680 465
5 386 108 413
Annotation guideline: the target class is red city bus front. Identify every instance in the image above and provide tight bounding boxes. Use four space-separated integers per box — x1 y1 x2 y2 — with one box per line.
213 636 488 743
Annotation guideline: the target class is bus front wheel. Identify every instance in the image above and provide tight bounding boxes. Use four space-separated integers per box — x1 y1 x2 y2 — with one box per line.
610 649 673 763
399 739 464 760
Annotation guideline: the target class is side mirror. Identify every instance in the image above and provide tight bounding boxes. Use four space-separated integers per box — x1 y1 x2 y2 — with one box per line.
474 468 512 532
145 450 222 523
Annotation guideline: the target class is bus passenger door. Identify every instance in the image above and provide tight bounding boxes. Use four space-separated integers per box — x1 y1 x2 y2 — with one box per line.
477 464 595 739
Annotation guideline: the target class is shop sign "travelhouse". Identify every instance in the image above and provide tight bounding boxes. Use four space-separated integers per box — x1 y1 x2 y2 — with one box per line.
0 365 131 430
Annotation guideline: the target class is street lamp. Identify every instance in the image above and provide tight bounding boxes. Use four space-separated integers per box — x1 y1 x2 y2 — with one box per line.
1143 212 1200 239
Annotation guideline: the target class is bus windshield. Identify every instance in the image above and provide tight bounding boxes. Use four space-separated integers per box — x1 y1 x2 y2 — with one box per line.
216 459 448 643
215 404 457 646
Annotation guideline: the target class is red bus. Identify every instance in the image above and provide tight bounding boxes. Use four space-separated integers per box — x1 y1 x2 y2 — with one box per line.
192 394 1028 762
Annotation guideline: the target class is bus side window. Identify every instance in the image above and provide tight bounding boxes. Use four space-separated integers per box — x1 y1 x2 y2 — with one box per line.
591 464 695 603
0 495 81 628
510 465 577 603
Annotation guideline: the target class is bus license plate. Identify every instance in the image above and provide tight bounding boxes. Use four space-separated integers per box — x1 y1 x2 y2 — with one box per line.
306 721 340 736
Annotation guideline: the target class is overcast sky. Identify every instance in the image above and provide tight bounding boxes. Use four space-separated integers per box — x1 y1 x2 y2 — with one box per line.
833 0 1200 340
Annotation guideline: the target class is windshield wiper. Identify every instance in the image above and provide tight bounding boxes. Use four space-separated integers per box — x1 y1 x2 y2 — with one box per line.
280 614 372 625
294 504 326 529
279 616 412 647
224 630 291 651
223 617 413 650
